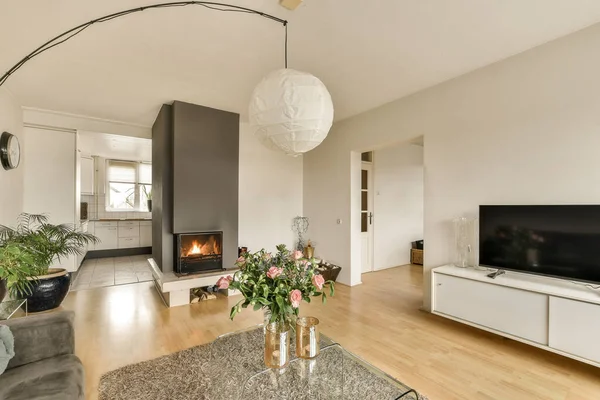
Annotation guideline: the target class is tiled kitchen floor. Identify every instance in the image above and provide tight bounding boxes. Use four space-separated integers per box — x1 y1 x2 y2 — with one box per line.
71 254 154 291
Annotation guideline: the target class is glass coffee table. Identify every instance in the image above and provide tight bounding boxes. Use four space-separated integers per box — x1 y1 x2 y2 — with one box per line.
0 298 27 320
210 325 421 400
99 323 424 400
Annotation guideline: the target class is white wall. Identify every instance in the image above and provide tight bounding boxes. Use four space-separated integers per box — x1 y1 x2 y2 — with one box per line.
20 111 154 223
0 88 24 225
373 144 424 270
238 122 303 253
23 108 150 139
17 108 303 256
303 22 600 309
22 126 77 271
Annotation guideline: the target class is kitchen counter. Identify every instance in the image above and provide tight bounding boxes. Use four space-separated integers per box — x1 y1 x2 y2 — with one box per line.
90 218 152 222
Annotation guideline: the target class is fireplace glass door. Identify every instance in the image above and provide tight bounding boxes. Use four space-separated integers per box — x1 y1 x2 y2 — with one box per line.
175 232 223 274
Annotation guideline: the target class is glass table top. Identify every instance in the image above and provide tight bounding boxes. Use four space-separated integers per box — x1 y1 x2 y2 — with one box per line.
0 298 27 320
209 325 419 400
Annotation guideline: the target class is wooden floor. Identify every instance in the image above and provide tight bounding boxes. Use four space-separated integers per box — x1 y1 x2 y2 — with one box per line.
60 265 600 400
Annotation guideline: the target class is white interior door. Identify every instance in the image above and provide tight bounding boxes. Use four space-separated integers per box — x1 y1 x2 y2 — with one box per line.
361 163 374 273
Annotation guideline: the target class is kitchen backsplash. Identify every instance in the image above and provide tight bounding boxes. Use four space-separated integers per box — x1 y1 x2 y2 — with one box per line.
81 194 152 220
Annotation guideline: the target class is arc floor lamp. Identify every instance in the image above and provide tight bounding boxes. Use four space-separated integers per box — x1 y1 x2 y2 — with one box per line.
0 1 334 156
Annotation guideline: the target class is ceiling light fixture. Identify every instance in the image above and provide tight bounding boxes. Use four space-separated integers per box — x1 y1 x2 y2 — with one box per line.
280 0 304 11
0 1 333 156
249 69 333 156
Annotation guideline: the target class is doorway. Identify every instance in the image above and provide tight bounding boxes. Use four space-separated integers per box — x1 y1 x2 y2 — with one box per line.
361 152 374 273
358 140 424 276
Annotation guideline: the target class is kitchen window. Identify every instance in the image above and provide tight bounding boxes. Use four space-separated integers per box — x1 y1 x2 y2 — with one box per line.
106 160 151 211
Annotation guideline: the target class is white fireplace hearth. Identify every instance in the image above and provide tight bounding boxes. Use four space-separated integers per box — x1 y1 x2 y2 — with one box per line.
147 257 240 307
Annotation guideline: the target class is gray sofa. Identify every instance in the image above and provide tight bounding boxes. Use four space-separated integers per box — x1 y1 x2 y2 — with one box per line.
0 311 84 400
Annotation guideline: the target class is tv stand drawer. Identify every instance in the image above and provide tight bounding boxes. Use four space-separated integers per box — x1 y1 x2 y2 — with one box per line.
549 297 600 363
434 273 548 344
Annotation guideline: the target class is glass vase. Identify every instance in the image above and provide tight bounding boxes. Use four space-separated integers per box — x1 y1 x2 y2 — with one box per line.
264 322 291 369
263 309 272 328
453 217 477 268
296 316 320 359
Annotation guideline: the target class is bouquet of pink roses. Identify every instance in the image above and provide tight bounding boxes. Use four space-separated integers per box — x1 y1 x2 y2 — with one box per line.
220 244 334 327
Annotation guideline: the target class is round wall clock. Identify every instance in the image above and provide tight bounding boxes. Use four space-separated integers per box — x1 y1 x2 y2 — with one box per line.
0 132 20 170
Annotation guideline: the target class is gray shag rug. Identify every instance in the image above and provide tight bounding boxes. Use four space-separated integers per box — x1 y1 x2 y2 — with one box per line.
99 327 428 400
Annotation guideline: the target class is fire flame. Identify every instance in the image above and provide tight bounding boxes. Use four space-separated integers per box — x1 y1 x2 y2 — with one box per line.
189 242 202 255
185 237 220 257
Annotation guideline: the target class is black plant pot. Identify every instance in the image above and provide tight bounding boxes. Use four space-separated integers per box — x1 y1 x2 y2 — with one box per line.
0 279 6 303
147 199 152 212
26 269 71 313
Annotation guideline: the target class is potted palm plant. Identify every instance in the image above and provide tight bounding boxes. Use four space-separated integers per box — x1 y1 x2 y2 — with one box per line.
142 185 152 212
0 243 38 302
0 213 99 312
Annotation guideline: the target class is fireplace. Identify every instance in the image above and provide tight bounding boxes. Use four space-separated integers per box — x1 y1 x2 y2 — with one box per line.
175 232 224 274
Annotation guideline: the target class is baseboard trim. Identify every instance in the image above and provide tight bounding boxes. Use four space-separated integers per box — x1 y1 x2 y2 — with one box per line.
86 247 152 259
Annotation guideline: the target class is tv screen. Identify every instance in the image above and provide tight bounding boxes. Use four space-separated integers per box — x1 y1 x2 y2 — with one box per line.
479 205 600 284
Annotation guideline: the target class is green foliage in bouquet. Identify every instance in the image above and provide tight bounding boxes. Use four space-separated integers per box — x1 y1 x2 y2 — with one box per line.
225 244 334 326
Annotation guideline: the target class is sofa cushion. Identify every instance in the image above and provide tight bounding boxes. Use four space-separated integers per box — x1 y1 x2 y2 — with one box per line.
0 354 84 400
2 311 75 370
0 325 15 374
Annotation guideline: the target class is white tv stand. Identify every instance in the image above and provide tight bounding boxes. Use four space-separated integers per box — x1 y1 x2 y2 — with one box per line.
432 265 600 367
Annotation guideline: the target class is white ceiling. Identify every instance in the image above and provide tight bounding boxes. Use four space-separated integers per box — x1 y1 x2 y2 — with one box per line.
79 131 152 161
3 1 600 127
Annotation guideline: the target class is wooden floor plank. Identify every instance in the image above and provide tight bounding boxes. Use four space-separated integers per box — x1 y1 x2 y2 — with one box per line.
58 264 600 400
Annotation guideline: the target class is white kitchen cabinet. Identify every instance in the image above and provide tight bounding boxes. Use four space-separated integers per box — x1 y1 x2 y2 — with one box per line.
76 251 83 269
81 156 95 195
95 221 118 228
118 237 140 248
76 221 89 268
140 221 152 247
118 226 139 238
94 222 118 250
88 221 95 246
89 220 151 251
118 220 139 228
117 221 140 248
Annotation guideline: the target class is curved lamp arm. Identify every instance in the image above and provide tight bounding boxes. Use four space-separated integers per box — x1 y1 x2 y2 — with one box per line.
0 1 288 87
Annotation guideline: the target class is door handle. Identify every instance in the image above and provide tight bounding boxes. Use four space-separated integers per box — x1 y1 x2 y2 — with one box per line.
368 212 373 225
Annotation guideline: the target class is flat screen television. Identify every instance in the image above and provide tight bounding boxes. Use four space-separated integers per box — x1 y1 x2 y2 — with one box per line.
479 205 600 284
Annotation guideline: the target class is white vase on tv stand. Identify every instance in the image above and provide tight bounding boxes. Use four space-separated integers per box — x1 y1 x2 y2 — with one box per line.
453 217 476 268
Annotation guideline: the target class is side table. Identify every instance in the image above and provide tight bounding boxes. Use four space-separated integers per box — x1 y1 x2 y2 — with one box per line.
0 298 27 320
410 248 423 265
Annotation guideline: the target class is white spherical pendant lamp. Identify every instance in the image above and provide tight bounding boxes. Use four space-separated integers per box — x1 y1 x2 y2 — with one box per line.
249 68 334 156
